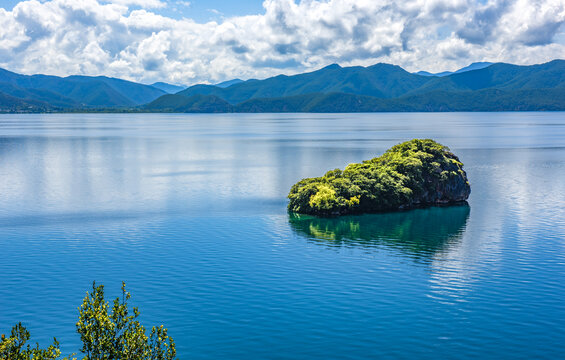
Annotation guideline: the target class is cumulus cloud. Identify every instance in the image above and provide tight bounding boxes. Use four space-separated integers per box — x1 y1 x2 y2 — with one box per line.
0 0 563 85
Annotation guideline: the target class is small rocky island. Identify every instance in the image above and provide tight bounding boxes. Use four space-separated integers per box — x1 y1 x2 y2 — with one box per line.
288 139 470 216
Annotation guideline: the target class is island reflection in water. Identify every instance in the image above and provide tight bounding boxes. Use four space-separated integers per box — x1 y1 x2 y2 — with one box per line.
289 204 470 260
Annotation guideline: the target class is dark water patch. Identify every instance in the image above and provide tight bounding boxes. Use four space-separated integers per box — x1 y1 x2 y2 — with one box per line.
289 205 470 262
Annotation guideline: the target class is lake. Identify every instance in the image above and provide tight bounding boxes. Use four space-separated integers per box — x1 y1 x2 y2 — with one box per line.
1 112 564 359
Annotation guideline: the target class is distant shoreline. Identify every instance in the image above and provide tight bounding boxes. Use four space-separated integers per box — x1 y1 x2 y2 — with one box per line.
2 108 565 115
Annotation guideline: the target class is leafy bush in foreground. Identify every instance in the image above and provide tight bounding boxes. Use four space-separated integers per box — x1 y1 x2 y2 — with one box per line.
0 282 176 360
0 323 62 359
288 139 470 216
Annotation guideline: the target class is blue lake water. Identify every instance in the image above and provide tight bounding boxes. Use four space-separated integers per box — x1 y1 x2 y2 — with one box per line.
0 112 564 359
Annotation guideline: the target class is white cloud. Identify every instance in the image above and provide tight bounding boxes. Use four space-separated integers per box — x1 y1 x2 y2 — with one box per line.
0 0 563 85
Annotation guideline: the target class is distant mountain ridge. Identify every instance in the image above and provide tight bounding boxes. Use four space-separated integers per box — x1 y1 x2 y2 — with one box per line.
0 68 166 111
215 79 244 88
416 62 494 77
144 59 564 112
150 82 186 94
175 63 432 104
408 60 565 95
1 60 564 113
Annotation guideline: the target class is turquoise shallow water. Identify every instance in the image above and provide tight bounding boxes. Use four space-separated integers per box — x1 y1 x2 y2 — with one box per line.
0 112 564 359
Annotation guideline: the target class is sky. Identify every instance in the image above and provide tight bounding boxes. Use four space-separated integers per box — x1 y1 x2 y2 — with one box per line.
0 0 564 85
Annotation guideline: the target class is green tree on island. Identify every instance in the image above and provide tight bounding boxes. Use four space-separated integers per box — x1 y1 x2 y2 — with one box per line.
0 282 176 360
288 139 471 216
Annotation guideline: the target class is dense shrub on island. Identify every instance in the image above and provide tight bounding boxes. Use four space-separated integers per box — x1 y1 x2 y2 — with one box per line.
288 139 470 216
0 282 176 360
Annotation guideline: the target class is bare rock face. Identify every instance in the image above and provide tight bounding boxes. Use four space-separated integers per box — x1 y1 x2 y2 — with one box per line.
288 139 470 216
413 148 471 205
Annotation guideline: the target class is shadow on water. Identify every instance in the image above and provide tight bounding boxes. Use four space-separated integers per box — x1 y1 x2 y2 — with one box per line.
289 204 470 261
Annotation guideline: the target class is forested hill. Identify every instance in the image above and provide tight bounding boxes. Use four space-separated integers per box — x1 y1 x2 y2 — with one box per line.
146 60 565 112
1 60 564 113
0 68 166 111
175 63 433 104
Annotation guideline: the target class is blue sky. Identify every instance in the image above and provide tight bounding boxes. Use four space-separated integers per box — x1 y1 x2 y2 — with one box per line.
0 0 563 85
1 0 266 22
159 1 265 22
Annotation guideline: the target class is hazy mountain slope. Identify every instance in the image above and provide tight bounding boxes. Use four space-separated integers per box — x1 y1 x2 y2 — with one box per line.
47 80 136 107
454 62 494 74
66 76 166 105
151 82 186 94
416 62 494 77
0 68 166 107
215 79 244 88
410 60 565 94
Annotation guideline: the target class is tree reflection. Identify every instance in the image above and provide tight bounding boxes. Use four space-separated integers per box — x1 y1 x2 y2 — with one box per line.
289 204 470 260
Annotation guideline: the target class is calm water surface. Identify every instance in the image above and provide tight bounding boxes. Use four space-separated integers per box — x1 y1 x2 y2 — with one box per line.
1 113 564 359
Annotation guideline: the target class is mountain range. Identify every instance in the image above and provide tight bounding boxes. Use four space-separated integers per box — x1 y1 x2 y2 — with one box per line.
146 60 565 112
0 68 166 112
1 60 564 113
